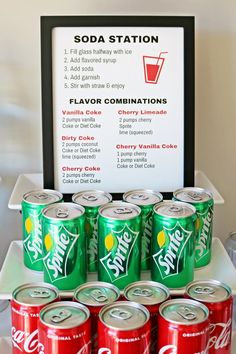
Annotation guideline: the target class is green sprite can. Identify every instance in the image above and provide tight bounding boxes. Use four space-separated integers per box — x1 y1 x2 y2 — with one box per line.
22 189 63 271
98 201 142 290
173 187 214 268
41 202 86 290
151 200 197 289
123 189 163 271
72 190 112 272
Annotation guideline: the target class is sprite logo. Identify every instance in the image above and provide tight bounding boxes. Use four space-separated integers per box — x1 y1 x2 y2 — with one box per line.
195 207 213 262
153 222 192 279
23 213 43 264
100 224 139 282
86 216 98 266
142 212 152 262
43 225 79 283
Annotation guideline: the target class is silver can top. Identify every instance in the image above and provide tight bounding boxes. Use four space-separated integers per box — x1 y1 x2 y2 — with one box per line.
173 187 213 204
12 282 59 306
74 281 120 307
123 189 163 206
159 298 209 325
39 301 89 329
99 301 150 330
185 279 232 303
42 202 85 221
99 201 141 220
72 190 112 207
123 281 169 305
23 189 63 206
153 200 196 218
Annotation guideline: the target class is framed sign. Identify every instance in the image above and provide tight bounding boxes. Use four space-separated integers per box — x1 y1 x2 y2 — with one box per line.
41 16 194 200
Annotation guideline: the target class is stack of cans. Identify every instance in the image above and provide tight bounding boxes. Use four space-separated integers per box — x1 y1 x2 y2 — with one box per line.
11 279 233 354
21 186 214 292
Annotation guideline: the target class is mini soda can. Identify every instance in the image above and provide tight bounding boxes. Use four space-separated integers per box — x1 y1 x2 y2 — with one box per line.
98 201 142 290
185 279 233 353
157 298 210 354
38 301 91 354
151 200 196 288
22 189 63 271
173 187 214 268
11 282 59 354
74 281 120 353
98 301 151 354
72 190 112 272
123 189 163 271
123 280 170 353
42 202 86 290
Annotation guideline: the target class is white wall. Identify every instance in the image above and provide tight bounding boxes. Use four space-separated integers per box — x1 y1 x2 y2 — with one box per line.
0 0 236 267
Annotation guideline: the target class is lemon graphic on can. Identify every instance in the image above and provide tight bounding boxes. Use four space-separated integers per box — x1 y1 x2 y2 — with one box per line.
25 217 33 234
44 233 54 252
195 217 201 232
157 230 169 248
105 233 115 251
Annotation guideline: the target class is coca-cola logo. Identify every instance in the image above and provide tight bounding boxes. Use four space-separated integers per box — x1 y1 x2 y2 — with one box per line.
207 319 232 350
98 349 112 354
11 326 38 353
76 341 91 354
159 345 177 354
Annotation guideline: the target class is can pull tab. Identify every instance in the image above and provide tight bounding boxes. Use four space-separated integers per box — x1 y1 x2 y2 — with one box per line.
83 195 98 202
114 207 133 215
131 194 149 201
110 308 132 320
177 307 197 321
169 206 182 213
29 289 51 298
186 192 202 201
90 289 108 303
36 193 49 200
193 286 215 295
132 288 153 297
56 208 69 218
51 309 72 323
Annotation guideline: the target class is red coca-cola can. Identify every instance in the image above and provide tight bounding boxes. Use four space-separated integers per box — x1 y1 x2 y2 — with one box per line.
98 300 151 354
157 298 210 354
185 279 233 353
123 280 170 353
38 301 91 354
73 281 120 353
11 282 59 354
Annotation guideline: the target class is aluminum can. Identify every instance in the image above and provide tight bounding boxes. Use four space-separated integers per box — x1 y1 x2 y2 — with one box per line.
151 200 196 288
74 281 120 353
173 187 214 268
123 189 163 270
185 279 233 353
98 201 142 290
157 298 210 354
72 190 112 272
11 282 59 354
41 202 86 290
38 301 91 354
123 280 170 353
22 189 63 271
98 301 151 354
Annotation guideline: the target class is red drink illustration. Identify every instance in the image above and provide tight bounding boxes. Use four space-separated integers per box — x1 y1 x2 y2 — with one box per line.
143 52 167 84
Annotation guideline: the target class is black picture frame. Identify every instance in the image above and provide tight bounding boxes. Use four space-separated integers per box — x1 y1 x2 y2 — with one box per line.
41 15 194 201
